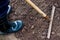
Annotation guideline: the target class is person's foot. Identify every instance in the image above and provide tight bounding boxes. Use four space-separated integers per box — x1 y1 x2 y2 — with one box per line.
7 5 23 33
0 20 23 34
0 5 23 34
8 20 23 33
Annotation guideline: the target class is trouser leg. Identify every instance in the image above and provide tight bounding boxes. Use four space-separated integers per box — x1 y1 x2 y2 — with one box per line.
0 0 10 32
0 15 11 32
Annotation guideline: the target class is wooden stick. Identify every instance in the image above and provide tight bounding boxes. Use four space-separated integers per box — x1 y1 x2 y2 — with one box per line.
25 0 49 19
47 6 56 39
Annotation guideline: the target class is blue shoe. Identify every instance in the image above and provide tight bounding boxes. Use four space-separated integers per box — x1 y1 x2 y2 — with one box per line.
0 20 23 34
8 20 23 33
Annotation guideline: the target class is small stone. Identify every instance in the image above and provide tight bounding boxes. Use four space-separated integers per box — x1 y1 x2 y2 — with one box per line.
57 17 59 20
32 31 35 34
15 12 17 15
30 17 33 20
31 25 35 29
22 29 25 32
52 32 55 35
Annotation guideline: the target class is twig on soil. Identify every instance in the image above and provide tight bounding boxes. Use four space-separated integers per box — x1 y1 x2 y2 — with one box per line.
47 6 56 39
26 0 49 20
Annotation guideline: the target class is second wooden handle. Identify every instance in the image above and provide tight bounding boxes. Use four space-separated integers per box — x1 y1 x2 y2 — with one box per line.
26 0 47 17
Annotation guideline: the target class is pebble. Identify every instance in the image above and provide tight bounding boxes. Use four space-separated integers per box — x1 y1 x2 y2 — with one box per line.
57 17 59 20
32 31 35 34
31 25 35 29
51 31 55 35
30 17 33 20
22 29 25 32
15 12 17 14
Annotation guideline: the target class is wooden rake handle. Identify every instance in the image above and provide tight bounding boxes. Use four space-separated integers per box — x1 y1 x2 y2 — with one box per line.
26 0 49 19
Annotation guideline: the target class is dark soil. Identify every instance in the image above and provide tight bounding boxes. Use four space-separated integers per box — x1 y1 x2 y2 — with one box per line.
10 0 60 40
